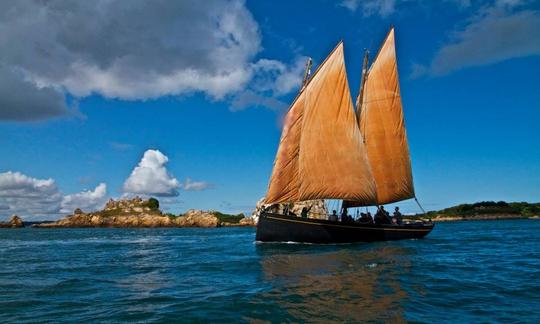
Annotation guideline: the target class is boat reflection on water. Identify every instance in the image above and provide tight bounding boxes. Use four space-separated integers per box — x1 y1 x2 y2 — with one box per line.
253 243 413 322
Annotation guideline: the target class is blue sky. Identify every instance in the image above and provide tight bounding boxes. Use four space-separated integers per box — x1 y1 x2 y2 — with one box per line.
1 0 539 219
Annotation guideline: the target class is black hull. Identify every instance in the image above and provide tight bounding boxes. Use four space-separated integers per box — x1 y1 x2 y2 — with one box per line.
256 213 434 244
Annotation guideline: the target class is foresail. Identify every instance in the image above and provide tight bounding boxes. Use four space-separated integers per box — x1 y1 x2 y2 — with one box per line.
357 28 415 205
265 92 304 203
265 42 377 205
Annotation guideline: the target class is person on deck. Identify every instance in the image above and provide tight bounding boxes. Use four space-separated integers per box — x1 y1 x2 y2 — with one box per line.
341 207 350 223
301 206 313 218
393 207 403 224
375 206 391 225
367 212 373 222
329 210 338 222
359 212 373 224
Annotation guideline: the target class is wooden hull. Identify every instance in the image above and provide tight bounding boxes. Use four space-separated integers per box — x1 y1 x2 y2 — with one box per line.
256 213 434 244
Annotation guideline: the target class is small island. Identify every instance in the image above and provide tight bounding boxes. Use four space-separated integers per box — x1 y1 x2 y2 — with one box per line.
0 215 24 228
33 197 255 228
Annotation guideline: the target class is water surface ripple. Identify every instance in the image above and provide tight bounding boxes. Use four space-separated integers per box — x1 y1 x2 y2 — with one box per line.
1 220 539 322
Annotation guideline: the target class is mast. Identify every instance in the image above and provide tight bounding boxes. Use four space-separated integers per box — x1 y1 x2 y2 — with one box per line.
302 57 313 88
355 50 369 120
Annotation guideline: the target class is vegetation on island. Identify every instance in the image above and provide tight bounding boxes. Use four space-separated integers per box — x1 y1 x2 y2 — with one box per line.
212 212 246 224
164 211 246 224
146 198 160 210
416 201 540 220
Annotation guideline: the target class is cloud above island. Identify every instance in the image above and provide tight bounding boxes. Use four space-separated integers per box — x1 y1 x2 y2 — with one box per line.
0 171 107 219
123 150 180 197
0 149 211 219
0 0 304 121
60 183 108 213
123 149 212 197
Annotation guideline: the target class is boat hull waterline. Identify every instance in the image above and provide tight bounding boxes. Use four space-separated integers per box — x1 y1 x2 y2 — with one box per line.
256 213 434 244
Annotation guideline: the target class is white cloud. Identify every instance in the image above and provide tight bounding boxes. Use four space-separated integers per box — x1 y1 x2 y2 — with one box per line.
0 0 259 101
0 171 108 220
251 57 307 96
412 5 540 77
60 183 107 213
123 150 180 196
180 178 213 191
0 171 63 217
0 0 303 120
231 56 306 111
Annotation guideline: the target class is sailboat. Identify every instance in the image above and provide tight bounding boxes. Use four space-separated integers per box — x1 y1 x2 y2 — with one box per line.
256 28 434 243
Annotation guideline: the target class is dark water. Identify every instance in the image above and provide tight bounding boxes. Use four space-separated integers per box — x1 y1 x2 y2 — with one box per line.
1 220 539 323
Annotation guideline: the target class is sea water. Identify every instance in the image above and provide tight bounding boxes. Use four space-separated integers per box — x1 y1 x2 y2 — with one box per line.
1 219 539 322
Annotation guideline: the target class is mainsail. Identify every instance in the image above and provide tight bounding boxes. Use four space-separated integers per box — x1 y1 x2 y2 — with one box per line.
354 28 415 206
265 42 377 205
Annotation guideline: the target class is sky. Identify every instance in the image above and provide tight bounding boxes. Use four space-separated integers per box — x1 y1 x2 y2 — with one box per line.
1 0 539 220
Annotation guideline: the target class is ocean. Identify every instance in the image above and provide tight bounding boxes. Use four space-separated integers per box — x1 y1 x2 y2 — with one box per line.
1 219 539 323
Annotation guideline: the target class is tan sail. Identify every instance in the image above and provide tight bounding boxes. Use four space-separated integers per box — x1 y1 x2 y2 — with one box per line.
264 92 305 203
265 42 377 205
357 28 415 205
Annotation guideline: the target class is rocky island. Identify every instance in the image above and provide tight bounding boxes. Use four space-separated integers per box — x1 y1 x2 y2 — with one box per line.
34 197 255 228
0 215 24 228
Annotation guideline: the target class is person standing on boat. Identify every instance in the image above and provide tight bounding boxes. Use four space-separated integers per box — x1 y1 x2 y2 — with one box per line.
393 207 403 225
329 210 338 222
301 206 313 218
375 206 391 224
359 212 373 224
341 207 350 222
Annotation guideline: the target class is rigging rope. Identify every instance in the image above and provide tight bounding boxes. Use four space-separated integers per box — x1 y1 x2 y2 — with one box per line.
414 197 431 222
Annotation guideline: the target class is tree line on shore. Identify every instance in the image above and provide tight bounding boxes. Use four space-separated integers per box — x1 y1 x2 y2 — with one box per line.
420 201 540 218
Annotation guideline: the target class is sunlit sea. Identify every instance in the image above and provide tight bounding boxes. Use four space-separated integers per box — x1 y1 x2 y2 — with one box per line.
1 219 539 323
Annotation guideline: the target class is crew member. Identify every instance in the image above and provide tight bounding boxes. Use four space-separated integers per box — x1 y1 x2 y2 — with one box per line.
393 207 403 225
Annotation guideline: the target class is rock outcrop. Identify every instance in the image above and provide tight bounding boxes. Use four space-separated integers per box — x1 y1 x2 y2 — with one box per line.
34 197 255 228
175 210 220 227
238 217 256 226
0 215 24 228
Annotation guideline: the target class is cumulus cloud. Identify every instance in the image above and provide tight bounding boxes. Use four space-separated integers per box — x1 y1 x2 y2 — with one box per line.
0 171 107 219
0 171 63 217
60 183 107 213
412 2 540 77
0 0 303 121
123 150 180 196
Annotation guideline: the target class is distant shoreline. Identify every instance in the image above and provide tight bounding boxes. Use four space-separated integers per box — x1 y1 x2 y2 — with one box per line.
2 200 539 229
7 214 539 229
407 214 537 222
